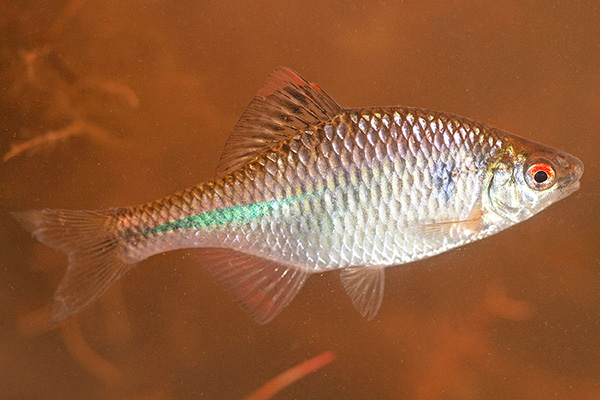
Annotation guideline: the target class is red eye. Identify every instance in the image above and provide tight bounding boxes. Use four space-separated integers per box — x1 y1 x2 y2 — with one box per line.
525 162 555 190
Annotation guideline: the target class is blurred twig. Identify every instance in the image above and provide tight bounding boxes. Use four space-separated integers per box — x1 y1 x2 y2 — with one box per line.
100 281 134 345
244 351 335 400
79 78 140 108
3 119 113 161
412 284 534 400
16 304 57 337
4 0 137 163
60 319 124 387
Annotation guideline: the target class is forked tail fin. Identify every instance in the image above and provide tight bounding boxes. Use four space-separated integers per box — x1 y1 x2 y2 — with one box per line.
13 208 133 322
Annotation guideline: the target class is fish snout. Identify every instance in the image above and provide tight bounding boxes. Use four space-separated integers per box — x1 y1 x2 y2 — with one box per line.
556 152 583 191
569 154 584 181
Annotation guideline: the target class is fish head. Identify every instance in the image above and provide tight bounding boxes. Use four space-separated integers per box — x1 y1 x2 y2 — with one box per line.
486 136 583 224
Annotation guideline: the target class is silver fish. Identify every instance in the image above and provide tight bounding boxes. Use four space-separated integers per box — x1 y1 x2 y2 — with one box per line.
14 67 584 323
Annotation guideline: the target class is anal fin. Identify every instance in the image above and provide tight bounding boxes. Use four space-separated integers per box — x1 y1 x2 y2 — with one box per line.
196 249 309 324
340 266 385 320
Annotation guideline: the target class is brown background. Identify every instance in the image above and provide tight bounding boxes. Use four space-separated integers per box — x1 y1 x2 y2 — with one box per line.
1 1 599 399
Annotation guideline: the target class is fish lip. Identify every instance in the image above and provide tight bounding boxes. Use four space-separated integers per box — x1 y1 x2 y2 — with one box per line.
556 153 583 195
558 176 581 197
567 180 580 193
569 154 584 180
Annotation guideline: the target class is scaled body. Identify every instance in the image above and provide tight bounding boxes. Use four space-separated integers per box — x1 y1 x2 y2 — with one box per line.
126 108 502 269
16 68 583 323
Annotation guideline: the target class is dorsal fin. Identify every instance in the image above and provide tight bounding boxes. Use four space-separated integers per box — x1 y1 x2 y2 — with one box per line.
215 67 343 176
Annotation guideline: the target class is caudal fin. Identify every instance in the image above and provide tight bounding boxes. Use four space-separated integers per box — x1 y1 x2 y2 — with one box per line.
13 208 133 322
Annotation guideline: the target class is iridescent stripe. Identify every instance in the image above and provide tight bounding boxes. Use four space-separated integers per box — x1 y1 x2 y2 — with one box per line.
144 193 311 235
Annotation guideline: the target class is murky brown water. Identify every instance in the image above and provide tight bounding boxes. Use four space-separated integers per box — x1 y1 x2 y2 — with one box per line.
1 1 599 399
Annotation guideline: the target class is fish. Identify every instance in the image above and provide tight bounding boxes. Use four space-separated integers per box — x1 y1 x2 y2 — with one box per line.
13 67 584 324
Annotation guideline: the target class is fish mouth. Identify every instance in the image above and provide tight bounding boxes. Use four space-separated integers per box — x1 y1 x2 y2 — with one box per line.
565 180 580 194
556 153 583 196
557 171 582 198
569 154 584 181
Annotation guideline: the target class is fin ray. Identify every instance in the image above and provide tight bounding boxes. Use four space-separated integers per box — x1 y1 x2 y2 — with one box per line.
13 209 132 322
215 67 343 176
196 248 309 324
413 207 484 238
340 266 385 320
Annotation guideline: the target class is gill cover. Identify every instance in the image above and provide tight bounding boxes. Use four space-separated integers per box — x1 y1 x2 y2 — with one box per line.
486 148 547 224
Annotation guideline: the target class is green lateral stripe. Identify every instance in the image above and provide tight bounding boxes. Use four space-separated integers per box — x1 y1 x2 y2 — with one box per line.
146 193 308 236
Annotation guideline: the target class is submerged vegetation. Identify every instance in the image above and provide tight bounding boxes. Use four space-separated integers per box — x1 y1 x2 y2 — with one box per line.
1 0 136 162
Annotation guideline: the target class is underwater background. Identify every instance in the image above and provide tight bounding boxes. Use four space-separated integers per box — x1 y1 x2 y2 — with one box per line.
1 1 599 399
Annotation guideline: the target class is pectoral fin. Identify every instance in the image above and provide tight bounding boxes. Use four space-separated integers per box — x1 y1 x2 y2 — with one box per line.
413 207 485 238
340 266 385 320
196 249 309 324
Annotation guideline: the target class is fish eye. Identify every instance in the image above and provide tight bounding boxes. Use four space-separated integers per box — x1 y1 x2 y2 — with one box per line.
525 161 556 190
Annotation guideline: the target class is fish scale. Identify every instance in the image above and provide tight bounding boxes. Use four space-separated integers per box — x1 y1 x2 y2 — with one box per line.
120 108 496 270
15 67 583 323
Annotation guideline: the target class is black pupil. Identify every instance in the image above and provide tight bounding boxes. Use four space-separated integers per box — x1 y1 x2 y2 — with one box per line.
534 170 548 183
